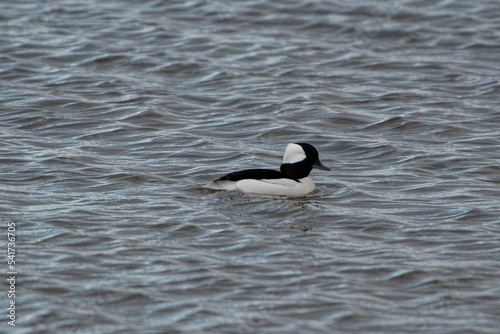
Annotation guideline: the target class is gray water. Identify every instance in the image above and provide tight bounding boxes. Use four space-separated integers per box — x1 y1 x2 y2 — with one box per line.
2 1 500 333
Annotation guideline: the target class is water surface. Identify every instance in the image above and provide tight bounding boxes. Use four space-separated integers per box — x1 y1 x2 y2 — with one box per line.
1 0 500 333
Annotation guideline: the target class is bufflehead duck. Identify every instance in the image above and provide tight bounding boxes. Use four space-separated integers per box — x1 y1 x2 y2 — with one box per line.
207 143 330 196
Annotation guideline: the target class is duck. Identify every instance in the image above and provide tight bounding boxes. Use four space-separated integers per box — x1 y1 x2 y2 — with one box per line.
206 143 330 196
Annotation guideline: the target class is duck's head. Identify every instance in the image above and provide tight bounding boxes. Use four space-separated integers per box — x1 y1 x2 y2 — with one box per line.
280 143 330 178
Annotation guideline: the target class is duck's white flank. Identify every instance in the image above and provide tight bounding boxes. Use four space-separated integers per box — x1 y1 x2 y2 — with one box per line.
235 177 315 196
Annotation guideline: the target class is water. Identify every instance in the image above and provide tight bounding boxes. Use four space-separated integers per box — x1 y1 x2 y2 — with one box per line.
1 0 500 333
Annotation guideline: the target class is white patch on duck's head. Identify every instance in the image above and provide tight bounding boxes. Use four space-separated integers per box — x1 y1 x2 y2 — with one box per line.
283 143 306 164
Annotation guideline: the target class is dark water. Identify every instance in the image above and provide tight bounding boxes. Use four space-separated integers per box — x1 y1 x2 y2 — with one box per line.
2 0 500 333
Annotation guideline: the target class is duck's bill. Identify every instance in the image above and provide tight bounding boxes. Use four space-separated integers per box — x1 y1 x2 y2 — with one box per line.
313 160 331 171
